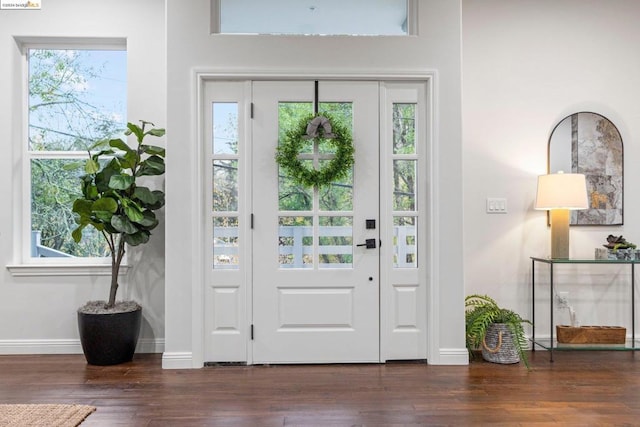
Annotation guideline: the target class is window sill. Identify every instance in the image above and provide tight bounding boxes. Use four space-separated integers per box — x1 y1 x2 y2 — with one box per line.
6 264 130 277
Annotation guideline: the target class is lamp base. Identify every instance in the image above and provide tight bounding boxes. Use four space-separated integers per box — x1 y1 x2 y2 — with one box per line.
550 209 570 259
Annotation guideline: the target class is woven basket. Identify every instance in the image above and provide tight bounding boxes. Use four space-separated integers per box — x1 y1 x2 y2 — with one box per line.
481 323 520 364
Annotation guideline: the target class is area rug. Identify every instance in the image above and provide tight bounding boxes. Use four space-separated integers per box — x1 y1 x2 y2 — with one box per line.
0 404 96 427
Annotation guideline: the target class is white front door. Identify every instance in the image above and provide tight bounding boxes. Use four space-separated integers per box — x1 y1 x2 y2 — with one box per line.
203 79 428 365
251 81 380 363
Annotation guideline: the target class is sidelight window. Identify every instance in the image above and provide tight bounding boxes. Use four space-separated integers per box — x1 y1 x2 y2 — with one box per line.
392 103 418 268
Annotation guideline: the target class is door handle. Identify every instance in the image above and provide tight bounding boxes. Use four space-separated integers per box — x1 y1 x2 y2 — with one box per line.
356 238 377 249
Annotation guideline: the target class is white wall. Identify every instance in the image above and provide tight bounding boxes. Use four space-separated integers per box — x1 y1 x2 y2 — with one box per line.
462 0 640 333
0 0 166 354
4 0 637 365
164 0 465 367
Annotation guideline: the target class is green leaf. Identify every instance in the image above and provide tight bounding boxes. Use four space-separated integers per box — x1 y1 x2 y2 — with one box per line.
94 210 114 223
136 155 165 176
148 190 165 210
92 197 118 213
84 158 100 174
135 210 158 228
120 150 139 170
124 205 145 223
146 128 165 137
140 144 165 156
79 175 98 200
111 215 138 234
126 122 144 142
109 174 134 190
72 199 93 216
95 159 121 193
62 161 83 171
109 138 134 154
71 225 84 243
133 186 158 205
124 230 150 246
88 138 110 151
86 185 98 200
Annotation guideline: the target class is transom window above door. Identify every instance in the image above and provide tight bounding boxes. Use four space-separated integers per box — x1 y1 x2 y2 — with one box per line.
213 0 414 36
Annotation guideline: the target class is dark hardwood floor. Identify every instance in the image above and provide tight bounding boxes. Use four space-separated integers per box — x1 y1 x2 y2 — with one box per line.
0 350 638 426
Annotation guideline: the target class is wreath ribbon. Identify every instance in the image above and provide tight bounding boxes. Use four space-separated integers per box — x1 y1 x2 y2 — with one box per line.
303 116 336 139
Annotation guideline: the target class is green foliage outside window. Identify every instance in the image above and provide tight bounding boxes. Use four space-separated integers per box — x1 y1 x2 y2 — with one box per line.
28 48 126 257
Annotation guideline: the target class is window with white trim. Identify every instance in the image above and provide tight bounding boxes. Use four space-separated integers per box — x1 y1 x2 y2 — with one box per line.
25 45 127 262
213 0 415 36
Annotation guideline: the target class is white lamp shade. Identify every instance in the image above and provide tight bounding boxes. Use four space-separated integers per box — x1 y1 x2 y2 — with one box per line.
535 172 588 210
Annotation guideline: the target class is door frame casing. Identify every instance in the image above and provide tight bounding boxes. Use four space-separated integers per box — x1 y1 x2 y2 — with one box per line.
192 71 439 367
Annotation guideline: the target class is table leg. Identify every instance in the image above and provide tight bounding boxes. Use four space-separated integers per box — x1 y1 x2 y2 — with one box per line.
549 262 554 363
532 259 535 352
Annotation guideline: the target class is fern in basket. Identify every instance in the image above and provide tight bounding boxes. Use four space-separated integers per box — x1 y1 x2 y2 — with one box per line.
465 294 532 368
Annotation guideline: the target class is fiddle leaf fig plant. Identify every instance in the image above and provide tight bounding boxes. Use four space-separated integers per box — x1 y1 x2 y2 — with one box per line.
72 120 166 309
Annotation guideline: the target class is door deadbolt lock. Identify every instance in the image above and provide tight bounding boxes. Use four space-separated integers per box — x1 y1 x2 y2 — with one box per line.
357 238 377 249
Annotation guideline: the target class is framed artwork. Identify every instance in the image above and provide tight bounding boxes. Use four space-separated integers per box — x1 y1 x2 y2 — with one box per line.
548 112 623 225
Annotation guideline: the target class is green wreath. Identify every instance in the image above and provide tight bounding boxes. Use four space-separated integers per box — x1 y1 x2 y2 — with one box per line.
275 113 354 188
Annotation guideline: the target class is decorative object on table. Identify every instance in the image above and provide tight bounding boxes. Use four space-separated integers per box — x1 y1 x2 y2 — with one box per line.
556 325 626 344
595 247 608 260
548 112 623 225
72 120 165 365
602 235 637 260
535 171 588 259
465 294 532 368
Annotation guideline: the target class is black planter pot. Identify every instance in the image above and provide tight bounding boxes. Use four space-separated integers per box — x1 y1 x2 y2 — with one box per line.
77 307 142 366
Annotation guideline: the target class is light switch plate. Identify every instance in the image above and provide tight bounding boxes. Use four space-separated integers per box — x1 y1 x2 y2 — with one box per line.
486 198 507 214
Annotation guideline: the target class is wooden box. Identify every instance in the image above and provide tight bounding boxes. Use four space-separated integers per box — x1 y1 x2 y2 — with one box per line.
556 325 626 344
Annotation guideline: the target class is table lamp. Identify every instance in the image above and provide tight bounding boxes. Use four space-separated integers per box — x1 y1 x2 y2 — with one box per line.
535 171 588 259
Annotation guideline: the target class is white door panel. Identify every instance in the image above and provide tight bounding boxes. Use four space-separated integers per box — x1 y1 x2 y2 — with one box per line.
252 81 380 363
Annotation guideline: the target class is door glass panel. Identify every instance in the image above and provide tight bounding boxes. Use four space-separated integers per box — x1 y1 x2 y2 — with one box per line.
279 216 313 268
213 103 238 154
277 101 354 269
279 102 313 154
319 216 353 268
279 159 313 211
393 216 416 268
393 103 416 154
213 216 239 268
212 102 240 269
393 159 416 211
318 161 353 212
318 103 352 154
213 160 238 211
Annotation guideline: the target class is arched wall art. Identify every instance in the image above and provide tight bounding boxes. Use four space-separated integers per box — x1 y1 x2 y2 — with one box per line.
548 111 623 225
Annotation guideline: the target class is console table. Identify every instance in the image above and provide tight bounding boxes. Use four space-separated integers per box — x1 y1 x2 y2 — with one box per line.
530 257 637 362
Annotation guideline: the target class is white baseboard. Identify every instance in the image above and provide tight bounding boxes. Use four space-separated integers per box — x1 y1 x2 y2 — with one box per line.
162 351 194 369
436 347 469 365
0 338 164 355
137 338 165 353
0 339 81 354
